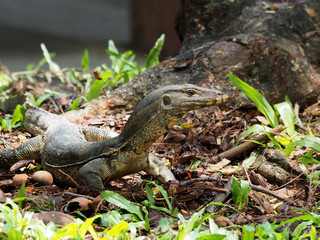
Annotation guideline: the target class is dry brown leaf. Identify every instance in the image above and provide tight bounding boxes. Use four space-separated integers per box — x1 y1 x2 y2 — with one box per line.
207 158 231 172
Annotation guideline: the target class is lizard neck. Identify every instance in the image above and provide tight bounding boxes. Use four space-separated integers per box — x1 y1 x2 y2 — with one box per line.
116 111 182 155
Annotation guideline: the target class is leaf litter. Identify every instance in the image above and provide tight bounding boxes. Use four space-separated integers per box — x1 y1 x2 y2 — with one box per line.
0 92 319 232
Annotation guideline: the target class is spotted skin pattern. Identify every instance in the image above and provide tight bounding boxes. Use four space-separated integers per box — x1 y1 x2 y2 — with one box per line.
0 85 228 190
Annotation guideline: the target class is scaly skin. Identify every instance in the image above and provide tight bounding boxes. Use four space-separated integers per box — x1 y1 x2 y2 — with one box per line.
0 84 228 190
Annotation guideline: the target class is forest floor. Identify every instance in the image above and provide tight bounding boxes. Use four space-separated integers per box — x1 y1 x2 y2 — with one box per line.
0 77 319 233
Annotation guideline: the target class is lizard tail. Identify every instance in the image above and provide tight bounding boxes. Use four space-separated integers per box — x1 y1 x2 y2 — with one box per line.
0 136 42 170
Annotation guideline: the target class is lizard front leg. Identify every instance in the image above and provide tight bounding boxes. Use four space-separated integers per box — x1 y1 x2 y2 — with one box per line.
144 154 176 182
0 135 43 169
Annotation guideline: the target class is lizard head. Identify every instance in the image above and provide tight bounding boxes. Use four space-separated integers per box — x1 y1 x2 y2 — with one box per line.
118 84 228 149
159 84 228 115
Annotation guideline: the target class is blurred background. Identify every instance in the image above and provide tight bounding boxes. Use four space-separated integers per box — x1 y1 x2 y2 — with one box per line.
0 0 181 72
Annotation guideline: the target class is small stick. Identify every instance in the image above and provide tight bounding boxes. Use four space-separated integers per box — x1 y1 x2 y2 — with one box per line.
58 169 80 188
180 177 219 187
181 177 298 205
209 125 285 163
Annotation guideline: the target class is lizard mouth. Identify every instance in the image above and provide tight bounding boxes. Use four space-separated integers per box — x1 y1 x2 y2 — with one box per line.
177 91 229 111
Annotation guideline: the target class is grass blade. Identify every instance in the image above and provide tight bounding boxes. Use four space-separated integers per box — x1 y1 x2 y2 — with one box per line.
81 49 89 70
227 73 279 127
145 34 165 69
101 190 144 221
274 101 295 138
86 72 111 101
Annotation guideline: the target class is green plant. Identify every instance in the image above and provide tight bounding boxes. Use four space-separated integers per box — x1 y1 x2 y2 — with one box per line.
242 206 320 239
189 158 202 171
0 199 57 239
81 49 89 70
0 73 13 92
52 215 100 240
71 34 165 110
0 104 25 132
1 193 319 239
231 178 251 210
104 34 164 86
175 206 237 240
242 221 290 240
40 43 64 81
0 90 67 132
227 73 320 162
142 181 177 215
102 189 239 239
101 190 150 233
28 90 68 107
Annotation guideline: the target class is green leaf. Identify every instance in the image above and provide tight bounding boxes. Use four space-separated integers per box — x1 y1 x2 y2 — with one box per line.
141 200 171 215
301 153 319 165
101 210 123 227
290 136 320 152
274 101 295 138
81 49 90 69
231 178 251 209
242 225 255 240
107 40 119 69
8 229 23 239
78 215 100 239
227 73 279 127
195 234 226 240
86 73 111 101
141 206 150 232
32 55 54 71
28 94 37 106
70 96 87 110
0 117 9 132
18 183 26 209
106 221 129 239
11 105 24 127
86 79 105 101
145 34 165 69
237 124 272 145
242 152 257 168
154 182 172 214
40 43 60 72
292 220 313 237
159 217 172 232
145 183 155 205
35 93 52 107
25 74 35 84
144 181 173 214
176 207 206 239
68 69 78 84
101 190 144 221
0 73 12 90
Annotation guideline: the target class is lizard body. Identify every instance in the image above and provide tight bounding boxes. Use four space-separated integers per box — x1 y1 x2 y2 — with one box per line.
0 84 228 190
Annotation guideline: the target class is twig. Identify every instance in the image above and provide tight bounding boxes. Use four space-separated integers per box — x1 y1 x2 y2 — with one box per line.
248 184 295 205
49 96 64 114
58 169 80 188
243 164 251 184
209 125 285 163
181 176 298 205
180 177 219 187
274 172 304 190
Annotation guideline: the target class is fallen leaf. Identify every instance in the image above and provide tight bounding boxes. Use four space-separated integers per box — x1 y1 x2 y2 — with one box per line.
207 159 231 172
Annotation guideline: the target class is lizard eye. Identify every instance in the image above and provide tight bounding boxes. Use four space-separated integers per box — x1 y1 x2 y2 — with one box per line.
186 89 196 96
162 95 171 106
